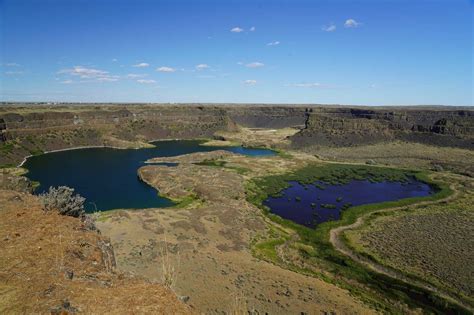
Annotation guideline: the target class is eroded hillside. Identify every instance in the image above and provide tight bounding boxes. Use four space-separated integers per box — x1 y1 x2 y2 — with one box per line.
1 104 472 168
0 184 192 314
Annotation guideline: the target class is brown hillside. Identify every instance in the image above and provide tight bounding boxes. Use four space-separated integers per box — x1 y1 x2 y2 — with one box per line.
0 189 192 314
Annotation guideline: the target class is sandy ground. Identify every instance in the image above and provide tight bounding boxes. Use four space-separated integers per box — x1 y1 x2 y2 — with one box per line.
96 152 375 314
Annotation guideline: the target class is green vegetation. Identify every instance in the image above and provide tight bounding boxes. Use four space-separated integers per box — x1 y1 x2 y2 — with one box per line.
246 163 468 314
341 202 352 211
0 163 16 169
345 180 474 305
320 203 336 209
275 149 293 159
196 159 226 167
0 142 15 154
28 148 44 156
252 238 286 264
195 159 249 175
314 183 325 190
174 193 202 208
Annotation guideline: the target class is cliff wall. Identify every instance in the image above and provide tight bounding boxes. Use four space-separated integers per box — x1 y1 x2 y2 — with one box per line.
290 107 473 149
0 104 472 167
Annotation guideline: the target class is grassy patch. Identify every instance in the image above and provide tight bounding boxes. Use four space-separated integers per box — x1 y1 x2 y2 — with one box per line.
195 159 249 175
28 148 44 156
0 163 16 169
173 193 203 208
252 238 286 264
275 149 293 159
0 143 15 154
246 163 468 314
345 183 474 304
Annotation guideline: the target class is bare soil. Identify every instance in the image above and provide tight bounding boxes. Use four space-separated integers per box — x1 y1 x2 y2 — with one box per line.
0 190 192 314
97 152 374 314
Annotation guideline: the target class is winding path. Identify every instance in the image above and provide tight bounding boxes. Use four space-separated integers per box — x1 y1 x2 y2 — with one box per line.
329 178 473 312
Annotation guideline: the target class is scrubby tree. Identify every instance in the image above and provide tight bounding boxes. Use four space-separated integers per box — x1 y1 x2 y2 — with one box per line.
40 186 85 218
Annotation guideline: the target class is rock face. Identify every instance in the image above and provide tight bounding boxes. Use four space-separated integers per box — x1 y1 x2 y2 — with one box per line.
290 107 474 149
1 106 236 141
0 119 6 143
0 105 239 166
0 104 472 167
225 105 307 128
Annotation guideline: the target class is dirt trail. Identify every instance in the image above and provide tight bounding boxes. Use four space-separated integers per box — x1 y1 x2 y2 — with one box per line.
329 179 473 312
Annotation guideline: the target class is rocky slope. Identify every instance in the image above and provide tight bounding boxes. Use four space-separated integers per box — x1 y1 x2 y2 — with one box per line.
290 107 473 149
0 186 192 314
0 104 472 167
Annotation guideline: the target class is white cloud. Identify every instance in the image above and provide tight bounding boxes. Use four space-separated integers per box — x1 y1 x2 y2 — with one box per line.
344 19 360 28
267 41 280 46
244 79 257 85
237 61 244 65
195 64 210 70
287 82 327 88
58 66 107 77
133 62 150 68
230 27 244 33
245 62 264 68
112 58 118 62
137 79 156 84
322 24 336 32
58 66 119 82
4 71 23 75
127 73 147 78
96 77 119 82
3 62 20 67
197 75 215 79
157 66 176 72
250 26 256 32
61 80 73 84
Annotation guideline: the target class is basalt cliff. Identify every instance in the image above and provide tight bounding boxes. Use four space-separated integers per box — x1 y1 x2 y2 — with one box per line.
0 104 472 166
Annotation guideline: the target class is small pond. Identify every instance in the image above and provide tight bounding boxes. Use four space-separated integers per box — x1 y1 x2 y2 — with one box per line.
263 179 434 228
23 140 274 211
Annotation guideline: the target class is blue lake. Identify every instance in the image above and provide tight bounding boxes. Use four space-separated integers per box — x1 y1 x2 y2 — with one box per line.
263 179 433 228
23 140 274 211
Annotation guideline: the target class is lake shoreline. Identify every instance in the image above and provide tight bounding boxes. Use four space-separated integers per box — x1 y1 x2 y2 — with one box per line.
16 137 206 168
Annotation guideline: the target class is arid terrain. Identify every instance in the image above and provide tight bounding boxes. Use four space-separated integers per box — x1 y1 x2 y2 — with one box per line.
0 189 192 314
0 103 473 314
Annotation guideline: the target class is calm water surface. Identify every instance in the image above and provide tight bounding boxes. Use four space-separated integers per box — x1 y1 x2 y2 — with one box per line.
263 179 433 228
24 140 274 211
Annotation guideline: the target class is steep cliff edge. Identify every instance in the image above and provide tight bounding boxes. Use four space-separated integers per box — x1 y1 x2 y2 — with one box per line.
0 104 472 167
0 105 239 166
290 107 474 149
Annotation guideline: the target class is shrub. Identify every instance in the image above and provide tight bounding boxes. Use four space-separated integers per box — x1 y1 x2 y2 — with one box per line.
40 186 85 218
159 240 180 290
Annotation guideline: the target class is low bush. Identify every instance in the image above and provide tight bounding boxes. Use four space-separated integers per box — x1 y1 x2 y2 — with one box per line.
40 186 85 218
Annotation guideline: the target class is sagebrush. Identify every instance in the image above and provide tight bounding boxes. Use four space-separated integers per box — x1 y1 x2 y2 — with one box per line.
40 186 85 218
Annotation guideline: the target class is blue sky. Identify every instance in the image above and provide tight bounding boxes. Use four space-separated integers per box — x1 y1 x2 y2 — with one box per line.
0 0 472 105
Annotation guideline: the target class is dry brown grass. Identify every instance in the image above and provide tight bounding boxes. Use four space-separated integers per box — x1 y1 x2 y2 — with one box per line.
0 189 193 314
209 126 300 149
311 141 474 175
228 292 248 315
158 238 180 290
345 175 474 303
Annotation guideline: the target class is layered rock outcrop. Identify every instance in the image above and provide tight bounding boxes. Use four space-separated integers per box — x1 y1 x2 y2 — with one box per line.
290 107 473 149
0 104 472 167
